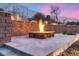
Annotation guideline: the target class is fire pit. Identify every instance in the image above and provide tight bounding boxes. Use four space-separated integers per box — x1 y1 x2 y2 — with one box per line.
29 31 55 39
29 19 55 39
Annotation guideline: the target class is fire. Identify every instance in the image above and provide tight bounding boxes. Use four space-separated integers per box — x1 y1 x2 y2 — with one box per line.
39 19 45 32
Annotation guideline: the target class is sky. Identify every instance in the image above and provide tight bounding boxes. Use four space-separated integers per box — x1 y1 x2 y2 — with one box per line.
20 3 79 19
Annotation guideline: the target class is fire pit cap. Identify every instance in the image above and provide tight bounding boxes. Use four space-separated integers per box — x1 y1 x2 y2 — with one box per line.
29 31 55 33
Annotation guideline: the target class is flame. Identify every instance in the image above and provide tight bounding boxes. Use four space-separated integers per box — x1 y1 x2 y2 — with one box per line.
39 19 45 32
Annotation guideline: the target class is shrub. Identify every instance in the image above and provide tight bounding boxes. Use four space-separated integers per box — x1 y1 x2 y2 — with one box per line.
66 32 76 35
63 31 76 35
63 31 67 34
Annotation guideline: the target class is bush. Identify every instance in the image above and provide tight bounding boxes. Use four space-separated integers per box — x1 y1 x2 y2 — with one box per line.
63 31 67 34
67 32 76 35
63 31 76 35
32 13 45 21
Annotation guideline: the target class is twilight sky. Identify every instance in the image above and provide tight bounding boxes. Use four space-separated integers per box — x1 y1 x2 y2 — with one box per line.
20 3 79 18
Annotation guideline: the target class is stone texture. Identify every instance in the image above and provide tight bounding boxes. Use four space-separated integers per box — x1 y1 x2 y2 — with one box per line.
0 11 11 44
29 31 55 39
11 20 79 36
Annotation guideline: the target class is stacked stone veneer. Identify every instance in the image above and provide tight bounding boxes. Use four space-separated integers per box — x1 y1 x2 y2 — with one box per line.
46 25 79 33
12 20 39 36
12 20 79 36
0 11 11 44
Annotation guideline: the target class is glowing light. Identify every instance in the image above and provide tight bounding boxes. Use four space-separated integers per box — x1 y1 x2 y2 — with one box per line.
11 16 15 20
16 14 21 21
39 19 45 32
11 14 21 21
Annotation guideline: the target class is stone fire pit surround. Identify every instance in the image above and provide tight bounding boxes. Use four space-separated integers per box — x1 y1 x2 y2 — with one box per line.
29 31 55 39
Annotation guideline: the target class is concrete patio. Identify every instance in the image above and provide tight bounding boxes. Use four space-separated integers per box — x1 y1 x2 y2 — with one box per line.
3 34 79 56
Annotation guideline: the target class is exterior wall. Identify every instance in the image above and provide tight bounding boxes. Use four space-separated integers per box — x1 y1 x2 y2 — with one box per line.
12 20 39 36
0 12 11 44
47 25 79 33
12 20 79 36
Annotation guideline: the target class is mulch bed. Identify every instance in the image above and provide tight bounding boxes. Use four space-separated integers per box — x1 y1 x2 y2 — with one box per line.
59 40 79 56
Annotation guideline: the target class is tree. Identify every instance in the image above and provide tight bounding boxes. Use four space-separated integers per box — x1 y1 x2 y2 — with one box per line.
45 15 51 21
45 15 57 23
63 18 67 24
32 12 45 21
76 22 79 25
66 22 76 25
0 8 4 11
50 5 60 22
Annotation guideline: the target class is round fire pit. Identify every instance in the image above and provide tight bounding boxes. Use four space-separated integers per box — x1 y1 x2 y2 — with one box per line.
29 31 55 39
